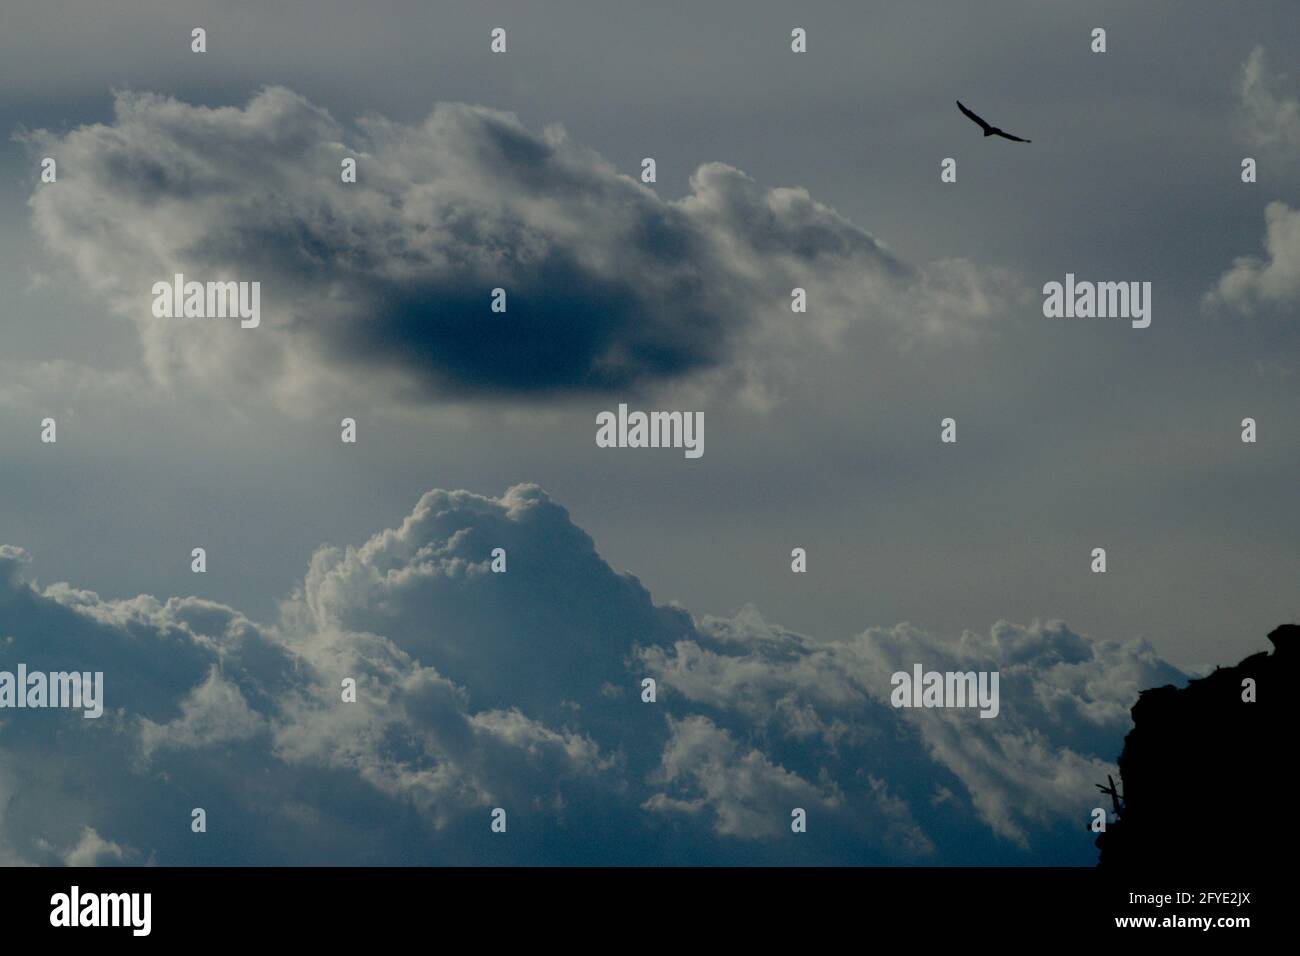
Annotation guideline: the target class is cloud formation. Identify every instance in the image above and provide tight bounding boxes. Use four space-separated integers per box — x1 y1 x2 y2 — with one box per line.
24 87 1019 412
1205 49 1300 316
1239 47 1300 153
0 486 1183 865
642 613 1184 847
1208 201 1300 314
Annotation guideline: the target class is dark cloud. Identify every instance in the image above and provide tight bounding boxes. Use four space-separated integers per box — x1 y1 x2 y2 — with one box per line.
25 87 1017 410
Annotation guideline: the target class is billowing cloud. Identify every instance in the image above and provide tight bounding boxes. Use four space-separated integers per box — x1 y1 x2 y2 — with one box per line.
138 666 266 759
24 87 1020 413
0 486 1182 865
1207 201 1300 314
57 826 134 867
644 714 844 838
642 613 1184 848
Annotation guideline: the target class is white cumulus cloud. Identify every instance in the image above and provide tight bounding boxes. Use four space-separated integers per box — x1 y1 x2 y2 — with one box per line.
0 485 1182 864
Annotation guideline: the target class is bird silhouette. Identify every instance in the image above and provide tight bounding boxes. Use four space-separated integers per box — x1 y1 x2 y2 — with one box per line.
956 100 1031 143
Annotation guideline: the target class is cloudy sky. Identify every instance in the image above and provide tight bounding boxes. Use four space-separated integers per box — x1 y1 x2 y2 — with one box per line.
0 0 1296 865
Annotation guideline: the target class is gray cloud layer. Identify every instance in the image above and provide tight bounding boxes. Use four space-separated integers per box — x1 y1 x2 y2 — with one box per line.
24 87 1020 412
0 486 1184 865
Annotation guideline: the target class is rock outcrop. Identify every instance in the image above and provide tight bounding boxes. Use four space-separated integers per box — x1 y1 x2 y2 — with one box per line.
1096 624 1295 870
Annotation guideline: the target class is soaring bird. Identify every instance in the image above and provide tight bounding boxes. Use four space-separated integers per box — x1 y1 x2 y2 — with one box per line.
956 100 1031 143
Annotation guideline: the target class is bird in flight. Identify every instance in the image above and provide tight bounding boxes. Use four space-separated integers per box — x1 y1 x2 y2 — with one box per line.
956 100 1031 143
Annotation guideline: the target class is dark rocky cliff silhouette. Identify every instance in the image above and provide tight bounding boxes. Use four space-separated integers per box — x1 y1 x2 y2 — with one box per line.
1096 623 1295 870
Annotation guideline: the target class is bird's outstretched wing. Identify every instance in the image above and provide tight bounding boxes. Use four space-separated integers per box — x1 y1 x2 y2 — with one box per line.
993 129 1031 143
956 100 991 132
